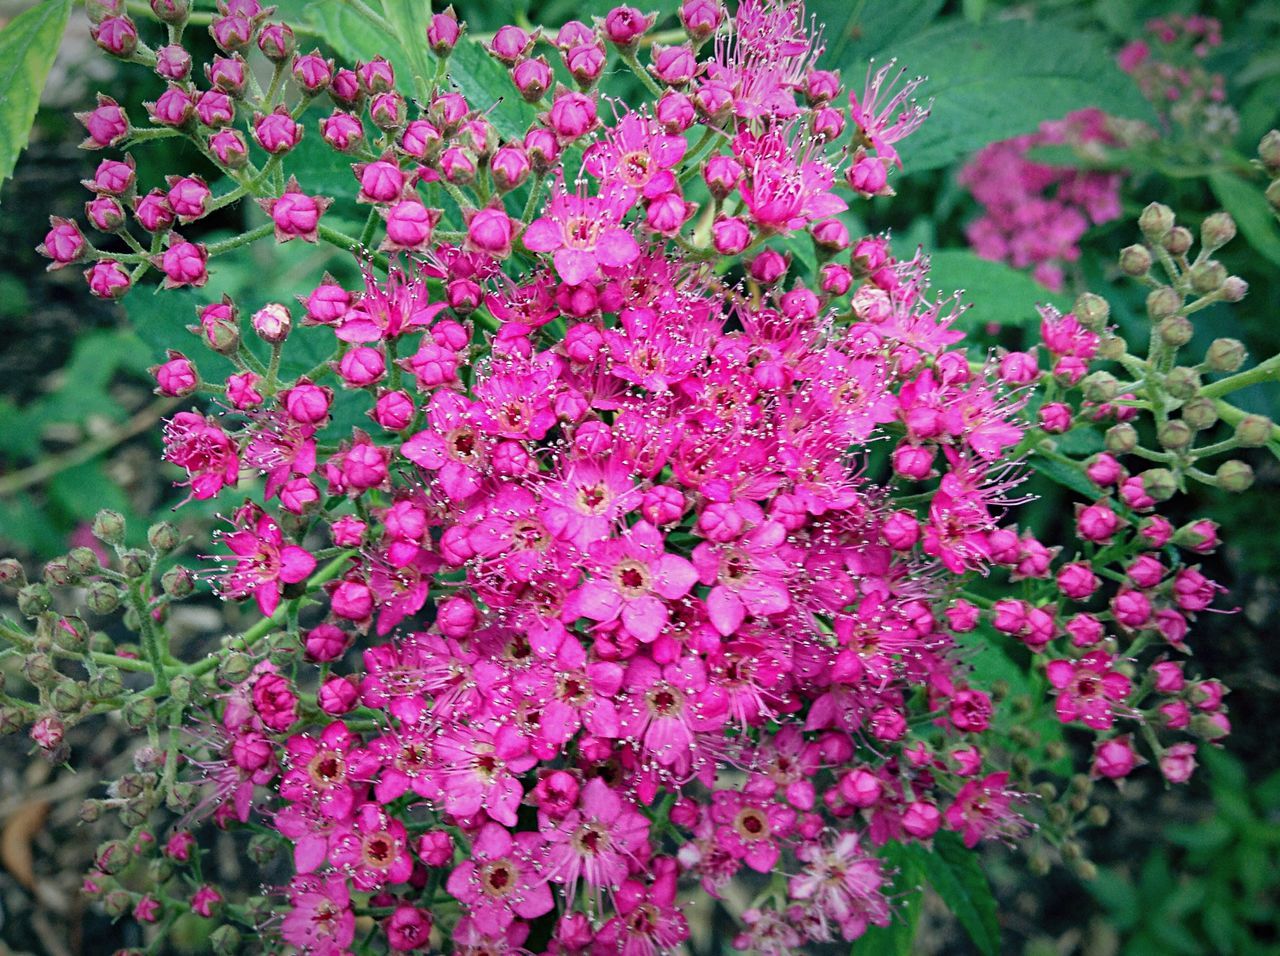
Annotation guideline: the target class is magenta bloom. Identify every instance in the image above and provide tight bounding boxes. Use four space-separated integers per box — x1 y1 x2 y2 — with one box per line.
328 802 413 890
617 655 728 769
691 520 793 636
216 505 316 616
789 832 890 941
431 724 536 826
569 521 698 643
280 874 354 956
523 180 640 285
445 823 554 936
1045 651 1132 730
541 777 650 896
162 411 239 501
849 60 931 167
584 111 687 201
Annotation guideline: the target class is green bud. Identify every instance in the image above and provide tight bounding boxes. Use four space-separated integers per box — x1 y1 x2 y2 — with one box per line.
146 522 180 553
53 617 89 652
1073 292 1110 330
1216 459 1255 493
1191 713 1230 741
1158 315 1193 348
991 679 1009 702
161 565 195 599
42 557 77 588
79 799 103 823
1045 740 1067 761
66 547 100 578
95 839 131 875
113 772 147 799
23 653 57 686
0 558 27 588
1012 753 1031 776
167 781 197 812
0 706 23 734
1029 851 1052 877
1163 226 1193 256
1234 414 1274 448
16 583 51 617
1220 276 1248 303
247 834 278 865
1205 338 1247 372
244 895 274 926
123 695 157 730
86 581 122 615
1157 419 1193 448
1200 212 1236 251
218 652 253 686
1048 804 1070 826
1189 259 1227 295
1139 201 1175 242
147 857 173 884
1034 782 1058 801
1146 285 1182 321
1096 335 1128 362
117 802 149 828
1164 366 1201 401
1087 805 1111 827
1074 859 1099 881
1069 773 1092 794
1118 244 1152 277
210 926 242 956
102 890 132 918
1082 371 1119 403
49 678 86 714
1105 422 1138 454
87 667 124 701
1141 468 1178 501
1069 792 1090 813
1259 129 1280 173
1182 398 1218 431
1268 179 1280 214
120 549 151 579
169 674 193 704
92 509 126 546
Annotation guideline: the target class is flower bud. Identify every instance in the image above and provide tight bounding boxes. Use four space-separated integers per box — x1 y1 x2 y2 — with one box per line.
252 303 292 344
1158 315 1193 348
210 926 242 956
1104 422 1138 455
1118 244 1151 277
1234 414 1274 448
1181 398 1218 431
1138 202 1174 241
1199 211 1236 252
1203 338 1245 372
1259 129 1280 174
1163 366 1200 400
120 549 150 578
1163 226 1192 256
44 558 76 588
1072 292 1109 331
161 566 196 598
92 509 126 545
1081 371 1119 403
1220 276 1248 303
1216 459 1254 493
86 581 122 615
1189 259 1226 295
1146 286 1181 321
50 678 86 714
88 667 124 700
218 651 252 685
123 695 157 730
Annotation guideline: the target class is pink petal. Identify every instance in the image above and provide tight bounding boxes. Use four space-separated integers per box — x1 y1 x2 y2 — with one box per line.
622 595 668 643
572 581 623 622
654 554 698 599
553 247 597 285
279 545 316 584
594 227 640 268
707 586 745 636
522 217 563 252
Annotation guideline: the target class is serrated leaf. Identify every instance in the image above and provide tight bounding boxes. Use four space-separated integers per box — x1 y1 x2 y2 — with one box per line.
925 249 1070 328
1029 454 1098 498
286 0 415 85
447 39 538 142
917 832 1000 955
0 0 72 198
810 0 946 69
1209 170 1280 268
856 843 926 955
882 20 1156 173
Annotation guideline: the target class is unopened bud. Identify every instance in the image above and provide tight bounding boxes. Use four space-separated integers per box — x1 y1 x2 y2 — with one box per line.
1182 398 1219 431
1216 459 1255 493
1220 276 1248 302
169 674 193 704
1146 286 1182 321
247 834 276 864
0 558 27 588
1073 859 1098 881
1096 335 1127 361
92 509 126 545
1141 468 1178 501
102 891 132 917
1045 741 1067 761
1073 292 1110 330
147 857 174 883
23 653 57 686
79 799 103 823
1105 422 1138 454
1157 421 1193 451
218 652 252 685
1119 244 1152 277
1164 366 1201 401
1029 850 1052 876
67 547 99 577
1086 805 1110 827
1048 804 1070 826
1191 713 1230 740
120 549 150 578
1189 259 1227 295
210 926 242 956
161 566 195 598
123 695 157 730
1158 315 1193 348
1034 782 1058 801
44 558 76 588
1268 179 1280 214
1139 202 1175 242
17 584 51 617
50 678 86 713
167 781 197 810
147 522 180 553
88 668 124 700
1259 129 1280 174
1082 371 1119 403
1163 226 1193 256
1200 212 1236 251
86 581 122 615
1205 338 1247 372
1234 414 1274 448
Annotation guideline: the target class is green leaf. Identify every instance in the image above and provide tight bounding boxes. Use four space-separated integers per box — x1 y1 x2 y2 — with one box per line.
0 0 72 198
1029 454 1098 498
285 0 415 85
1209 171 1280 268
925 249 1070 328
810 0 946 70
447 38 538 142
856 843 926 955
916 832 1000 955
882 20 1156 173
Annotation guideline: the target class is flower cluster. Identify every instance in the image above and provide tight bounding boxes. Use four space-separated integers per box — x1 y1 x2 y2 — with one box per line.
7 0 1271 954
958 108 1124 291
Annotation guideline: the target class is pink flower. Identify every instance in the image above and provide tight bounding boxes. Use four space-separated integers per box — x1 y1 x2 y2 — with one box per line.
691 520 793 636
445 823 554 935
523 179 640 285
944 771 1026 848
1045 651 1131 729
617 654 728 768
541 777 650 894
432 724 536 826
789 832 890 941
214 504 316 616
281 874 354 955
329 803 413 890
163 411 239 501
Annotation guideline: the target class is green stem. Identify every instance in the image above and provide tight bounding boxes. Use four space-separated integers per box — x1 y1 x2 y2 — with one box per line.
206 223 274 257
128 580 168 695
1200 352 1280 400
619 50 665 97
